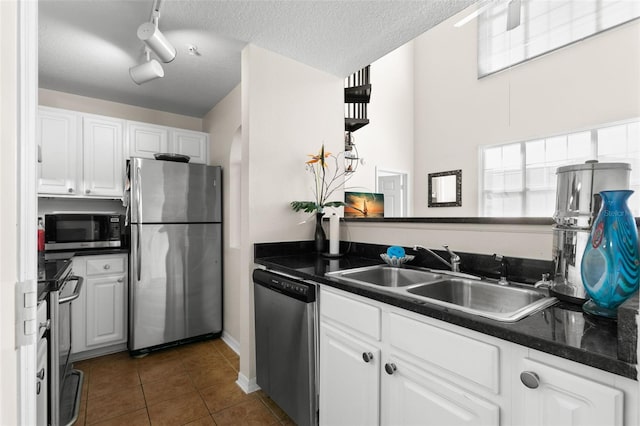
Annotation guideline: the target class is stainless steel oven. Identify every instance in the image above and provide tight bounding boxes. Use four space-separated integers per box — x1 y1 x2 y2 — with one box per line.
49 266 83 426
44 213 123 251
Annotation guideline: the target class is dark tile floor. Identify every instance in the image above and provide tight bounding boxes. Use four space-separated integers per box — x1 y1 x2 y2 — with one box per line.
73 339 292 425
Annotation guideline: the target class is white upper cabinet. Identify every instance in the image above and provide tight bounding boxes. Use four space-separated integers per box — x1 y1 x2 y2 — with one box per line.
127 122 169 159
37 107 124 198
127 121 209 164
37 107 80 195
171 129 209 164
82 115 124 197
37 107 211 199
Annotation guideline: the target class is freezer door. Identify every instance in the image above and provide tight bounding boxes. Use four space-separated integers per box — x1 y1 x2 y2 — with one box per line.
130 157 221 223
129 223 222 351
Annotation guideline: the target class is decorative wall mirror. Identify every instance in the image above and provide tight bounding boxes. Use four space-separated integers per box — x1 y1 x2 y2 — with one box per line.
428 169 462 207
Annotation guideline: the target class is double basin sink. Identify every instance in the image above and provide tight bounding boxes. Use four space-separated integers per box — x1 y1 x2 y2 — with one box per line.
325 265 557 322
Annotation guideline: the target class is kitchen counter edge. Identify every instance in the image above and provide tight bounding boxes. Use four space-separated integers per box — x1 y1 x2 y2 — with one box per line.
254 255 638 381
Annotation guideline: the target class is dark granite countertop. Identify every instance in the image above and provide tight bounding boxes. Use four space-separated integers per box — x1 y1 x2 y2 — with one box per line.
254 243 638 381
37 255 72 301
37 248 128 301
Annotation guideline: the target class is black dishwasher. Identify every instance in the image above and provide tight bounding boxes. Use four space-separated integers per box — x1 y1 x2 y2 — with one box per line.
253 269 318 426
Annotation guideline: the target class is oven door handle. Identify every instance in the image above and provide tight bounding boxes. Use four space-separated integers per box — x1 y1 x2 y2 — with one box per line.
59 275 84 304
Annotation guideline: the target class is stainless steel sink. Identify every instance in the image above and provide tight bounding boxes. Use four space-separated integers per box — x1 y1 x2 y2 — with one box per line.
325 265 557 322
406 278 556 322
325 265 442 287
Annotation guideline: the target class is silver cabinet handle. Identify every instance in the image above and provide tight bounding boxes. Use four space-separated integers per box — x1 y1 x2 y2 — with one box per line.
85 189 91 194
117 277 124 282
36 382 41 395
39 319 50 332
36 368 45 380
520 371 540 389
68 187 73 193
362 352 374 363
37 145 42 163
384 363 397 375
103 264 111 270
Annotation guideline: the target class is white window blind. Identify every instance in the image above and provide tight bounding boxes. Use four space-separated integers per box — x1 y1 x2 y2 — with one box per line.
480 120 640 217
478 0 640 77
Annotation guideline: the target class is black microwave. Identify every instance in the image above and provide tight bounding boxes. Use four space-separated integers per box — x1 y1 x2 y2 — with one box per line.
44 214 123 251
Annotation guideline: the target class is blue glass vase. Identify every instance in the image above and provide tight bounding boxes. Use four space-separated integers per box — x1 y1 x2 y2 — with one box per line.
581 190 640 318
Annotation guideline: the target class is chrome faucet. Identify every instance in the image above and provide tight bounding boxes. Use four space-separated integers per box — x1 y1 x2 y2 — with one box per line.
492 253 509 286
413 244 461 272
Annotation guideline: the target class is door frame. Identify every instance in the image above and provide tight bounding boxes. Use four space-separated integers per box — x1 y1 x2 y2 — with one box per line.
17 0 39 423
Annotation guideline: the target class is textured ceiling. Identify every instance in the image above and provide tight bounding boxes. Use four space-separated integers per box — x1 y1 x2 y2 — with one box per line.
39 0 475 117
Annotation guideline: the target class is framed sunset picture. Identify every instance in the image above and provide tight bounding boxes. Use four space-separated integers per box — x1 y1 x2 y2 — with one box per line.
344 192 384 218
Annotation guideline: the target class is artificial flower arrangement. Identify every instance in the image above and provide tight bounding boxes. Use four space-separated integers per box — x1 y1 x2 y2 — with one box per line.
290 144 354 214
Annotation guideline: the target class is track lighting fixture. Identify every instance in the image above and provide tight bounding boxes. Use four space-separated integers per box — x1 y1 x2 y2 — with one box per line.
129 49 164 85
137 21 176 63
130 0 175 84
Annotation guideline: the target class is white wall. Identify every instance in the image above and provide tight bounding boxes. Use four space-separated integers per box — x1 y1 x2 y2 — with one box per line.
237 44 343 387
345 221 552 260
39 88 203 131
348 42 414 203
413 9 640 217
0 1 19 423
202 84 242 348
345 6 639 260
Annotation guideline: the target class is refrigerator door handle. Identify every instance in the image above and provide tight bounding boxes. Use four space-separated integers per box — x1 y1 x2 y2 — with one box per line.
136 165 142 282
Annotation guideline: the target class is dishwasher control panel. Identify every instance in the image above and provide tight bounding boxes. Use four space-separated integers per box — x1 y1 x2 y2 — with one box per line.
253 269 317 303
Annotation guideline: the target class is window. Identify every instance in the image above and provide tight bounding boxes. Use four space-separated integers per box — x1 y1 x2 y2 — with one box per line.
478 0 640 77
480 120 640 217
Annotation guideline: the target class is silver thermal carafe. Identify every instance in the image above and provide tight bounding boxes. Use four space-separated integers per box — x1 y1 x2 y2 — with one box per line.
551 161 631 303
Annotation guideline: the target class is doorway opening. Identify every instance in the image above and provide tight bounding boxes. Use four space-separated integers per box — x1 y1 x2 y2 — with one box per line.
376 168 408 217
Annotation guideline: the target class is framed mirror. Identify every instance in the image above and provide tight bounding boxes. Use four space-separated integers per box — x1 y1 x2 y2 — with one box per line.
428 170 461 207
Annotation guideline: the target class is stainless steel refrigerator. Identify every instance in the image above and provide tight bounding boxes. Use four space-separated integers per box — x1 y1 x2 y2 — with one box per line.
128 157 222 354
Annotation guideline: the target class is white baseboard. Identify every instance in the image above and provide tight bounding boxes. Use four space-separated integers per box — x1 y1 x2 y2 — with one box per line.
236 371 260 394
221 331 240 355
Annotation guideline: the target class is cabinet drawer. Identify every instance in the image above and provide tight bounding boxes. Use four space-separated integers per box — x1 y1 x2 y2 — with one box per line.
321 288 381 341
85 256 125 276
389 312 500 393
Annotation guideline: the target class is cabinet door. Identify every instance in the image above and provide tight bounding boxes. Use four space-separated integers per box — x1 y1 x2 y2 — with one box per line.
384 354 499 426
37 107 80 195
514 357 623 426
319 324 380 426
128 121 168 159
171 129 209 164
85 274 127 348
83 115 124 197
71 254 127 354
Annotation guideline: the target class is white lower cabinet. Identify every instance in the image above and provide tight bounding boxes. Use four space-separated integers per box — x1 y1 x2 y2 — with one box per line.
384 354 499 426
319 286 638 426
319 286 501 426
71 254 128 356
512 349 627 426
320 324 380 426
